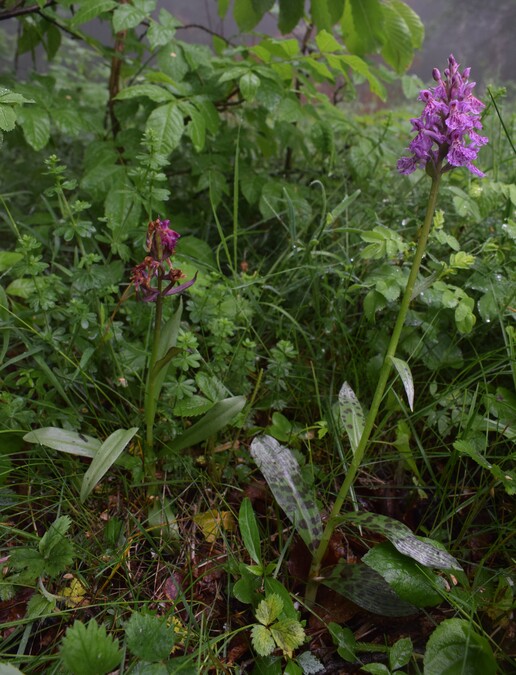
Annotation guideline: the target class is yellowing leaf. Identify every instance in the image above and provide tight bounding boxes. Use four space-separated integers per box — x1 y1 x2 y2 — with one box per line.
193 510 235 543
62 578 88 608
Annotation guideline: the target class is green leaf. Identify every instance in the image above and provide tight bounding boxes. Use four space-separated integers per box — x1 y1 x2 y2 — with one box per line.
270 618 305 657
116 84 175 103
328 623 356 662
169 396 245 453
234 0 263 31
16 105 50 150
389 356 414 411
278 0 304 33
339 512 462 570
0 251 23 271
322 560 418 616
423 619 497 675
239 497 262 565
380 1 414 73
391 0 424 48
341 0 384 55
361 665 390 675
218 0 230 18
249 435 323 552
240 72 261 102
23 427 101 458
315 29 342 53
0 88 33 105
186 105 206 151
38 516 75 577
148 9 180 49
60 620 122 675
296 651 325 674
310 0 332 31
251 624 276 656
256 594 284 625
0 104 17 132
145 102 184 155
69 0 118 28
338 382 365 454
80 427 138 502
112 0 155 32
389 636 413 671
125 612 176 662
363 542 445 607
151 300 183 406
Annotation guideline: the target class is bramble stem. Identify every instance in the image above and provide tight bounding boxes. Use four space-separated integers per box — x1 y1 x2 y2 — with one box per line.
305 168 443 605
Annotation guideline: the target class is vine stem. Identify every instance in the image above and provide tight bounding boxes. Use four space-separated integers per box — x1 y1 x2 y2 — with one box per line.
305 167 443 605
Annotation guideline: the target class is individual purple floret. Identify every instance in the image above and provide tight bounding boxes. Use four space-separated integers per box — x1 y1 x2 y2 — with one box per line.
131 219 195 302
397 54 488 178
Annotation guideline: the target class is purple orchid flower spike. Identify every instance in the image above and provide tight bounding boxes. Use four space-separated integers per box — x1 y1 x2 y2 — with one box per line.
130 219 196 302
398 54 488 178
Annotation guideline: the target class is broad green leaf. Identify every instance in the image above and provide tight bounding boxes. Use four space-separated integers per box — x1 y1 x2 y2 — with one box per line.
80 427 138 502
322 560 417 616
0 252 23 271
389 356 414 411
234 0 263 31
339 512 462 570
116 84 175 103
112 0 155 33
251 624 275 656
239 497 262 565
0 88 33 105
363 542 445 607
145 102 184 155
218 0 230 18
256 594 284 625
169 396 245 453
148 496 180 541
389 637 413 671
328 623 356 662
252 0 275 14
338 382 365 453
23 427 101 458
327 0 345 23
250 436 323 551
17 106 50 150
147 9 180 49
240 72 261 102
60 620 122 675
310 0 332 31
391 0 424 48
186 106 206 151
70 0 118 28
0 104 16 132
339 54 386 100
270 619 305 658
315 29 341 53
423 619 497 675
380 1 414 73
278 0 304 33
39 515 75 577
125 612 175 661
264 578 298 619
341 0 384 55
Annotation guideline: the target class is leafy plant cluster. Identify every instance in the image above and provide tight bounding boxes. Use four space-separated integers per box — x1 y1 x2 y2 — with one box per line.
0 1 515 673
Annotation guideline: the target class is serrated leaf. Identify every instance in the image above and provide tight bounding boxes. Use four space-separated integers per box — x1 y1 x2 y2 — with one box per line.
316 29 341 53
256 594 284 625
125 612 176 662
328 623 356 662
169 396 245 453
389 356 414 411
193 509 236 543
80 427 138 502
239 497 262 565
145 102 184 155
278 0 304 33
363 542 445 607
251 624 276 656
341 0 384 55
69 0 118 28
322 561 418 616
0 104 17 132
240 72 261 102
391 0 424 48
339 512 462 570
338 382 365 453
270 618 305 658
250 436 323 552
186 105 206 151
389 636 413 671
296 651 324 673
39 515 75 576
60 620 122 675
17 106 50 150
112 1 154 32
423 619 497 675
310 0 332 30
23 427 100 458
380 1 414 73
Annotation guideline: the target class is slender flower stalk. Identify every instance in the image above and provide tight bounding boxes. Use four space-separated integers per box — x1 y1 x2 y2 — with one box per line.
130 218 196 480
305 55 488 606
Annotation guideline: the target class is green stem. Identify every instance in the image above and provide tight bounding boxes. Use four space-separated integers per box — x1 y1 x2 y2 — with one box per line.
305 168 443 605
144 285 163 481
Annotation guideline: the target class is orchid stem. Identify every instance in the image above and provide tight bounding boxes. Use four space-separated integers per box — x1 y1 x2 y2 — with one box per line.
144 285 163 483
305 168 442 606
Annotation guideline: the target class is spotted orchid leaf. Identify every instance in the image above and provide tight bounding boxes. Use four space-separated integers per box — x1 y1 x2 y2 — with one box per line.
389 356 414 411
338 512 462 570
322 560 418 616
338 382 365 454
250 435 323 551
